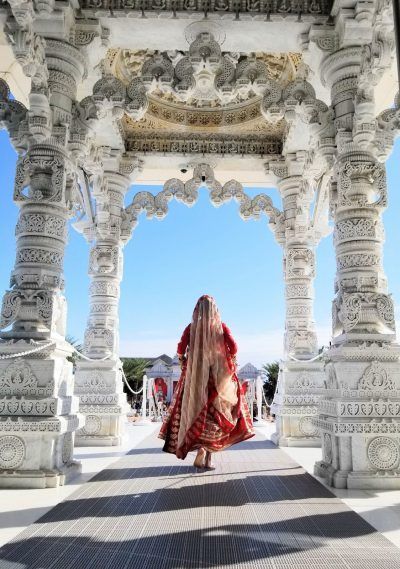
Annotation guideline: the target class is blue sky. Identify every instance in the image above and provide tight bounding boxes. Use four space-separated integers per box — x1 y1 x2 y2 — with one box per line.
1 130 400 366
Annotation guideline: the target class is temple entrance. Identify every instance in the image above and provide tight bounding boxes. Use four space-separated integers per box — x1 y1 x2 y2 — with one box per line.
0 0 400 495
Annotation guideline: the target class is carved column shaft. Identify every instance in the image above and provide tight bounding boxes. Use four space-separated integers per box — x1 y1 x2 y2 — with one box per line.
314 45 400 489
1 39 85 339
323 48 394 340
280 175 318 360
271 170 324 447
75 169 130 447
0 33 86 487
85 239 122 359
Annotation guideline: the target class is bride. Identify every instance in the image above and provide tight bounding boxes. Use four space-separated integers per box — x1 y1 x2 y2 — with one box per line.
159 295 254 469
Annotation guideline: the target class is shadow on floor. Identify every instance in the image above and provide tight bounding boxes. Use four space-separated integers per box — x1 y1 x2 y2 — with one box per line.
86 464 304 482
0 511 396 569
30 472 337 523
226 439 278 451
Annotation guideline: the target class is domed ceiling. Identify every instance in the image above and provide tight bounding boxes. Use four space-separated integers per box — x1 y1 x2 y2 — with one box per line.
104 44 302 154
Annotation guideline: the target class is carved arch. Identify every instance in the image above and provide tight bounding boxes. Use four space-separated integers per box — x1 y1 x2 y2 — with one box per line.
121 164 281 240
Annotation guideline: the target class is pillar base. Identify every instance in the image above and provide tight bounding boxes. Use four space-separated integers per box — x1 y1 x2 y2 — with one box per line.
74 359 130 448
314 459 400 490
75 434 122 447
317 344 400 490
271 360 325 448
0 460 81 489
0 342 84 489
75 412 127 448
314 461 350 488
274 433 321 447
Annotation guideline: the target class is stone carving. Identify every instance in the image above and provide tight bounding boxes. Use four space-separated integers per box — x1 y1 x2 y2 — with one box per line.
367 437 400 471
286 248 315 279
89 281 119 296
90 303 114 314
338 161 387 209
0 289 63 332
0 292 22 329
81 371 109 392
0 435 25 469
0 19 91 486
336 292 395 334
62 433 73 464
0 359 53 397
298 416 319 437
287 305 311 317
79 0 332 18
358 361 394 391
16 248 63 267
84 328 114 351
89 246 119 276
82 415 102 435
376 295 395 330
285 330 318 356
0 0 399 492
0 416 77 433
0 78 28 151
0 359 37 394
339 293 362 332
14 152 66 204
125 133 282 156
323 433 333 463
0 398 56 416
293 372 315 390
122 164 281 237
335 219 377 242
98 31 299 112
286 284 310 298
339 401 400 417
92 75 126 114
16 213 67 239
337 253 380 271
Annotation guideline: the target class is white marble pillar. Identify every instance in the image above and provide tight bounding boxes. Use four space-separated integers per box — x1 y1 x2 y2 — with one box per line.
314 41 400 488
270 161 327 447
74 165 135 446
0 29 86 487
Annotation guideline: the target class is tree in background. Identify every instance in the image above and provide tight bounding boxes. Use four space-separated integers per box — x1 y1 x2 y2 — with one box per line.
121 358 150 399
261 361 279 404
65 335 83 368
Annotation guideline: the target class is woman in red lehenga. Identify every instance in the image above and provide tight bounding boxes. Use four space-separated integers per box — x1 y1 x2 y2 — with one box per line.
159 295 254 469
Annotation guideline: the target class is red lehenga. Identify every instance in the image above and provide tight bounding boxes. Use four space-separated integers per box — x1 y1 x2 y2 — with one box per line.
159 301 254 459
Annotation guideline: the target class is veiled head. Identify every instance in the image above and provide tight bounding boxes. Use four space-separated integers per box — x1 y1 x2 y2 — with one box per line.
192 295 220 322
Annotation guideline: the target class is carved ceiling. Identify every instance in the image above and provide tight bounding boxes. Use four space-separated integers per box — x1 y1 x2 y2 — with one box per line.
104 46 301 143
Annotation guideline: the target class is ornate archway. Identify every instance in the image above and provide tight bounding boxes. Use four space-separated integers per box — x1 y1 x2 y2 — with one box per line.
0 0 399 490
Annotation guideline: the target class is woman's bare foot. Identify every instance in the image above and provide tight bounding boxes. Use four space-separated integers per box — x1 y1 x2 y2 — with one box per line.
204 451 215 470
193 447 206 468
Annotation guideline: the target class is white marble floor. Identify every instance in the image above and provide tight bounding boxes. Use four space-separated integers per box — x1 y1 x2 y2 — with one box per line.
0 421 159 547
258 422 400 550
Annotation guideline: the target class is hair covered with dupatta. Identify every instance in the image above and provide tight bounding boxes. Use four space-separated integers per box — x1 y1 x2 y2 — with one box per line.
177 295 238 450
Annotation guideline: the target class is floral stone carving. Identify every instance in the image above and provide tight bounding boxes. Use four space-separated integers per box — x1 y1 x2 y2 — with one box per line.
0 435 25 469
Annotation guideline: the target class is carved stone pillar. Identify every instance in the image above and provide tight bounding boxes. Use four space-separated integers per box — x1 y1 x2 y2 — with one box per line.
74 164 134 446
0 30 86 487
270 159 327 447
314 43 400 489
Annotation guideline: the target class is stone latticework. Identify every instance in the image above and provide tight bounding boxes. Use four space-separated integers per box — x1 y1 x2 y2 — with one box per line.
0 0 399 488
